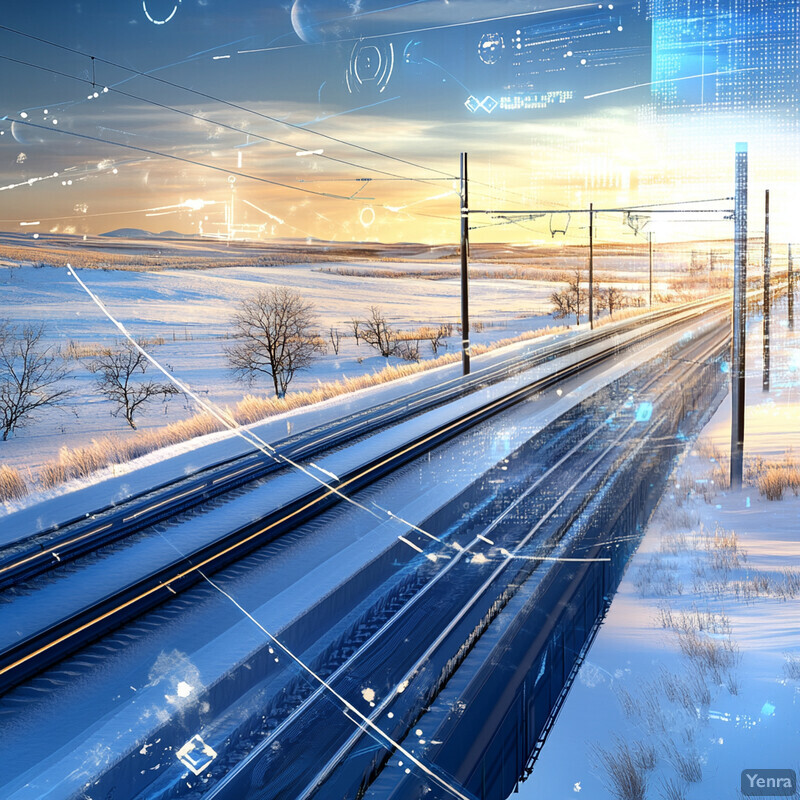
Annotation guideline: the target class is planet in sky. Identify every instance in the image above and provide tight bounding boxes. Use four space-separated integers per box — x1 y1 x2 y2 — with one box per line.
290 0 412 44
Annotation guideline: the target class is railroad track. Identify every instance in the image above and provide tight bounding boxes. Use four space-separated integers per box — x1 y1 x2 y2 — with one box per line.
201 321 729 800
0 294 727 593
0 300 728 699
0 306 732 800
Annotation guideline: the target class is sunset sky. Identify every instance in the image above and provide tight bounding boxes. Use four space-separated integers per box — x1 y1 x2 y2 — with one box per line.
1 0 798 245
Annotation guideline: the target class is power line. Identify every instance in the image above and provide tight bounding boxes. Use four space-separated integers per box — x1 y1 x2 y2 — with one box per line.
0 24 458 181
0 24 536 209
0 53 452 189
6 117 362 201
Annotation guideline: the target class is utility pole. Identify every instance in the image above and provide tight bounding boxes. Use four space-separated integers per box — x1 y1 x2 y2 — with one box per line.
460 152 471 376
763 189 771 392
588 203 595 329
789 243 795 331
648 231 654 307
730 143 749 491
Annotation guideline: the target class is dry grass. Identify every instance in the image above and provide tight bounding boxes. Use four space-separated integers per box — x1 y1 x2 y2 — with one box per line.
0 244 340 272
20 321 585 494
757 460 800 501
633 555 684 598
665 740 703 784
60 335 166 361
6 298 707 497
591 736 653 800
783 653 800 681
675 627 739 684
658 776 688 800
0 465 28 502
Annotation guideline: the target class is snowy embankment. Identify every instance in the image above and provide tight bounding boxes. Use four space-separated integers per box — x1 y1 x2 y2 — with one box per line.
523 305 800 800
0 309 709 800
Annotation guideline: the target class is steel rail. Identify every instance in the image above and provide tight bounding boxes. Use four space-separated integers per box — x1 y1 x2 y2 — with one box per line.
0 302 727 695
0 294 728 589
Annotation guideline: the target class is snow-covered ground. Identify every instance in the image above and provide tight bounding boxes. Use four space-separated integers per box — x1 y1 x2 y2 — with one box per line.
0 261 564 475
522 306 800 798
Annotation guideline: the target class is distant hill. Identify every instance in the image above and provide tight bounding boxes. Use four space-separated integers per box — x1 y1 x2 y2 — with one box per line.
101 228 192 239
100 228 156 239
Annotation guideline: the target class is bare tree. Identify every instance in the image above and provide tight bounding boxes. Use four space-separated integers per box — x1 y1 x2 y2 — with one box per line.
0 321 72 440
428 325 448 355
329 328 342 356
360 306 398 357
349 318 362 346
226 286 325 398
550 270 587 326
598 286 629 318
91 341 178 429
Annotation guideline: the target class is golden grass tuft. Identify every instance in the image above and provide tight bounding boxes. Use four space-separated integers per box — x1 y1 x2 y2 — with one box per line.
0 465 28 503
757 460 800 501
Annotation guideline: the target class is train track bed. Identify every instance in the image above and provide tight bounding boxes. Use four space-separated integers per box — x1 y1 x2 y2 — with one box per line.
0 310 726 800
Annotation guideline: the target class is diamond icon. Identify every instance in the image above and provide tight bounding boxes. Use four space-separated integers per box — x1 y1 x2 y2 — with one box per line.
176 734 218 776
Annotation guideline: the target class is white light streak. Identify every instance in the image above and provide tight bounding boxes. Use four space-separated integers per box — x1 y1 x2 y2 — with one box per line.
584 67 761 100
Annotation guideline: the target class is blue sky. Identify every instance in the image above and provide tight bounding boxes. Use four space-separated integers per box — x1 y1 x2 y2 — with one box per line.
1 1 797 243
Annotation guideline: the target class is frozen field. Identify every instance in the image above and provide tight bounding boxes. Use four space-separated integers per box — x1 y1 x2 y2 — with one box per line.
0 260 565 476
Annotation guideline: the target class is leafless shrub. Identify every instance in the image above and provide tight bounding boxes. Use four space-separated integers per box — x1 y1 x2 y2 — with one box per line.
329 328 341 355
591 737 651 800
597 286 633 318
395 340 420 362
550 269 588 326
658 776 688 800
349 318 362 345
360 306 398 357
0 464 28 502
783 653 800 681
0 320 72 440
